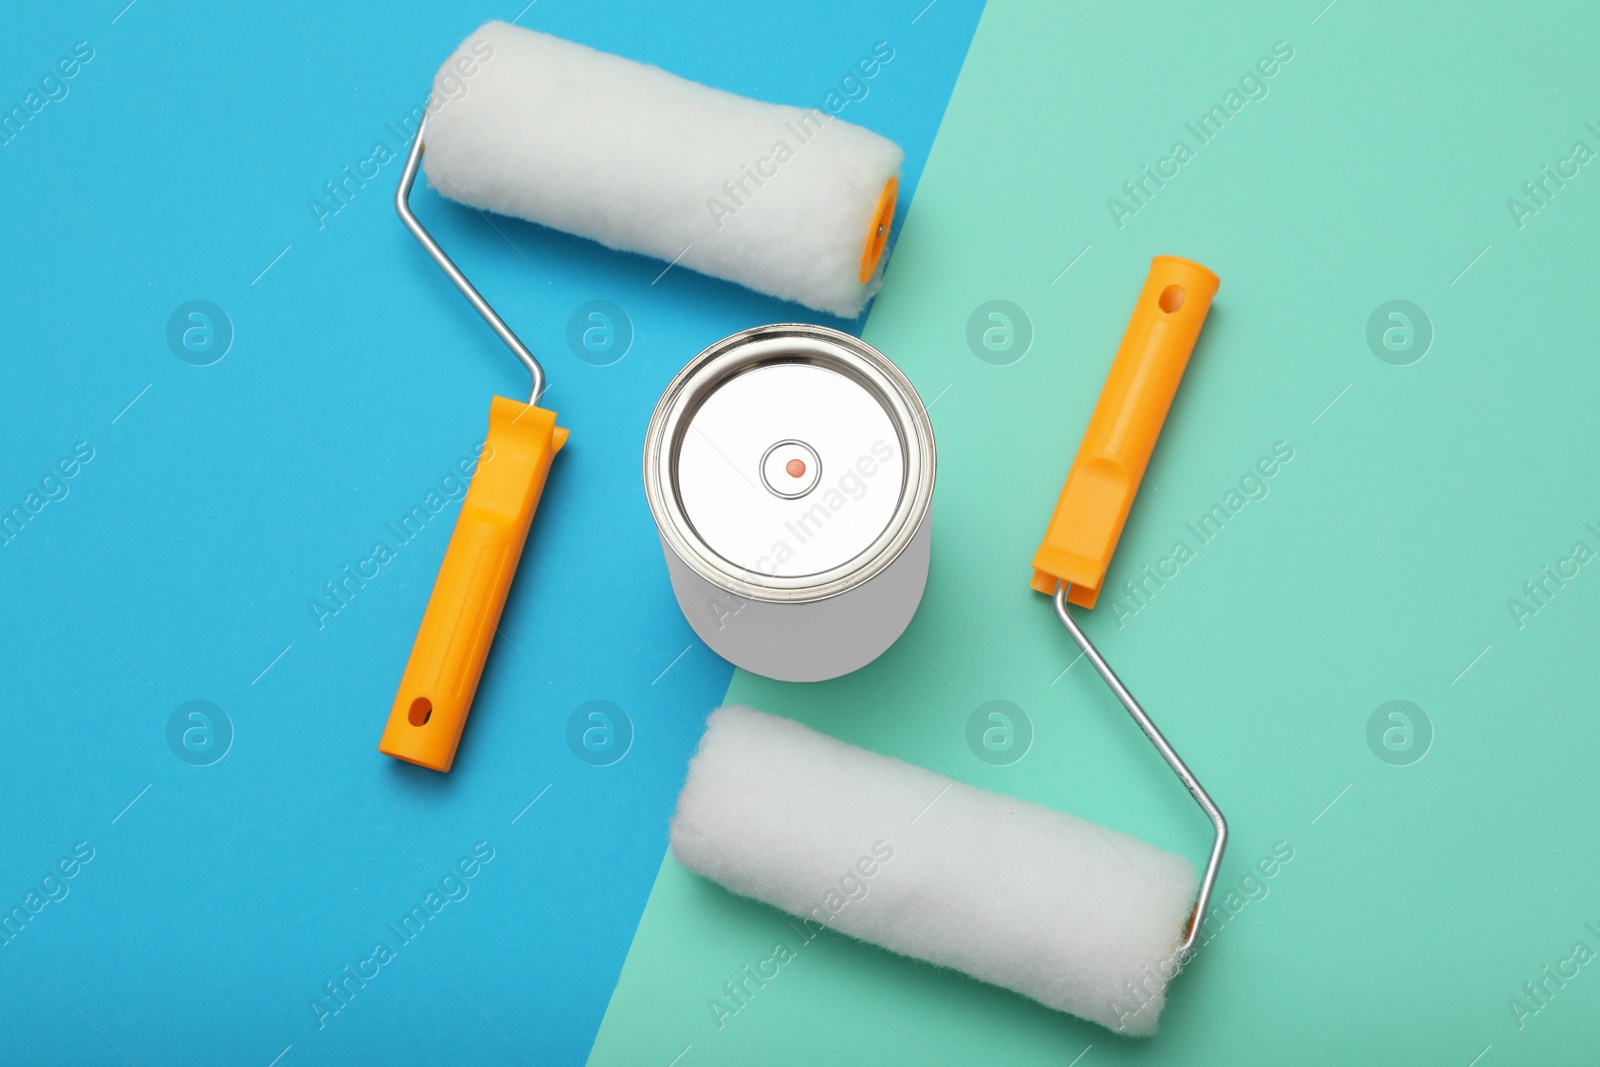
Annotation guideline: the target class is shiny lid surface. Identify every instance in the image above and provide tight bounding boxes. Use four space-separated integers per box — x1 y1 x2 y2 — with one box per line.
644 325 935 603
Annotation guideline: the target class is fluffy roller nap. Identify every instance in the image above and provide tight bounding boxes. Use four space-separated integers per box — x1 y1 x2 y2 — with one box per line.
423 21 905 318
671 706 1198 1036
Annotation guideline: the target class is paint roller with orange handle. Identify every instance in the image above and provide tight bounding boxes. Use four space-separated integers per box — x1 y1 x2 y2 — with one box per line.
378 19 910 771
658 259 1229 1035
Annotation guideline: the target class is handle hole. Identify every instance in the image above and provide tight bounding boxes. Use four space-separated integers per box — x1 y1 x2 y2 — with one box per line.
408 697 432 726
1158 284 1186 313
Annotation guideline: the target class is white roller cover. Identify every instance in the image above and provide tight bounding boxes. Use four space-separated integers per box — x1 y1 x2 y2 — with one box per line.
671 705 1199 1036
423 21 904 318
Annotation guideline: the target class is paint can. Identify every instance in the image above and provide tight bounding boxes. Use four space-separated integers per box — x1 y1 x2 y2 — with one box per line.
643 324 936 682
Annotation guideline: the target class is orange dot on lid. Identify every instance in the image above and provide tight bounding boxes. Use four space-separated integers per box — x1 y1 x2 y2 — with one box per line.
785 459 807 479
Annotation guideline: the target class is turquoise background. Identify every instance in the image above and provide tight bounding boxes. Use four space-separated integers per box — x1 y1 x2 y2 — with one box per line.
590 1 1600 1065
0 1 984 1064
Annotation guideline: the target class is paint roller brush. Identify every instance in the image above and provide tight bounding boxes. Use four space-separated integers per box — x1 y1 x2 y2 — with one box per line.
671 258 1227 1035
379 21 907 771
421 21 903 318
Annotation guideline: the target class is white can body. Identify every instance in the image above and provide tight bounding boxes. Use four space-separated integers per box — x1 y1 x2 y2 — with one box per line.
644 325 935 682
659 512 931 682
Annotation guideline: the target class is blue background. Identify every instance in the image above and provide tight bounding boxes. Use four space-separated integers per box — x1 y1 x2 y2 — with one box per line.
0 1 984 1063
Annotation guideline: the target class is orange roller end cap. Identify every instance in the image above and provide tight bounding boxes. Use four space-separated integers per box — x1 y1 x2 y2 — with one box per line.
1031 256 1219 608
859 176 898 284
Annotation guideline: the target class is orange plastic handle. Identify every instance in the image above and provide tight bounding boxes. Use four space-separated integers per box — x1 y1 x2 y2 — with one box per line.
1032 256 1218 608
380 396 567 771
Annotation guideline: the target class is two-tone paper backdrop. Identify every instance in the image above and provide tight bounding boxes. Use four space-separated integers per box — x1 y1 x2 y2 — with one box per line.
590 1 1600 1065
0 2 984 1064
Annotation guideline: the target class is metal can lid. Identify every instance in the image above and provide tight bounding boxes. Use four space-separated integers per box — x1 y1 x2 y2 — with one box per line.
644 324 935 604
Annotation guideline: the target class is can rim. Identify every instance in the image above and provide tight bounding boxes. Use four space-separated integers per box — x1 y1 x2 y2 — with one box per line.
643 323 936 604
